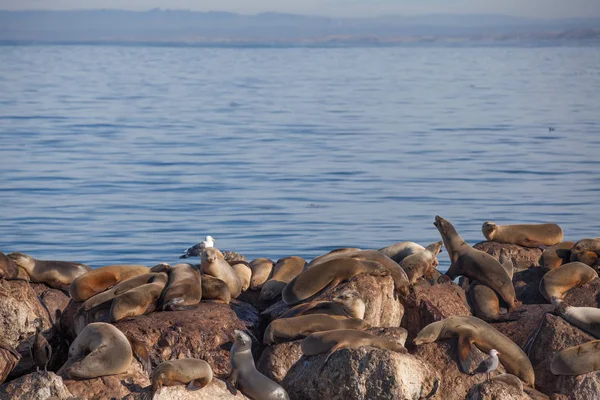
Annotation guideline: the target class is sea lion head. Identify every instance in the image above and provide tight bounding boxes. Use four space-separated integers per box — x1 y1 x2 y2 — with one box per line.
433 216 455 236
7 252 35 271
481 221 498 240
425 241 443 256
233 329 252 351
413 320 442 346
202 248 221 264
150 262 171 273
332 290 365 319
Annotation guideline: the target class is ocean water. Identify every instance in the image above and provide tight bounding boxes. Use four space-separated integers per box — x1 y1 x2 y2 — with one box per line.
0 43 599 272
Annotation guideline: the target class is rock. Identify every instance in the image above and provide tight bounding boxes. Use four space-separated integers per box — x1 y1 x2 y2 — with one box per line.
401 281 471 341
466 379 529 400
527 313 600 397
229 300 261 340
474 242 542 271
122 378 248 400
262 274 403 329
492 304 554 350
0 371 73 400
283 346 438 400
0 347 19 386
513 267 546 305
411 340 507 400
562 277 600 307
30 283 70 323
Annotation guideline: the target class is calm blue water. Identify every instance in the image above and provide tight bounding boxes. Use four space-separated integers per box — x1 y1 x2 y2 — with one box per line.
1 44 599 272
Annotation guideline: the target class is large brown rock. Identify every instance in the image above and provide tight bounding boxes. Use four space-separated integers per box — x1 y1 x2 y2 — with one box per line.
401 281 471 341
466 379 529 400
262 274 403 329
411 341 507 400
282 346 438 400
492 304 554 350
513 267 546 305
527 313 600 397
0 347 19 386
474 242 542 271
562 277 600 307
0 371 73 400
123 379 249 400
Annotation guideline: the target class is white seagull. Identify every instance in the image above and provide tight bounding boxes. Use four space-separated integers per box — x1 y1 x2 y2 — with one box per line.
470 349 500 381
180 235 215 258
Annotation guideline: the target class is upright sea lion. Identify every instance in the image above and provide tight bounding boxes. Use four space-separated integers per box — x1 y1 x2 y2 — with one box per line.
231 261 252 292
8 252 91 290
201 274 231 304
229 330 290 400
0 251 28 280
279 290 365 319
306 248 362 269
400 241 443 284
249 258 274 290
81 272 161 312
264 315 368 345
377 242 425 263
540 241 575 271
109 272 168 322
555 303 600 338
539 261 598 304
201 248 242 298
260 256 306 302
414 316 535 386
58 322 132 379
282 258 388 305
150 358 213 399
69 265 150 302
158 263 202 311
434 216 520 312
569 238 600 268
481 222 563 248
550 340 600 375
301 329 407 356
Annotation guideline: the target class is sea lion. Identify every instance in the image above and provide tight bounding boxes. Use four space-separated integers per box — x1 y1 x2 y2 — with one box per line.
0 251 28 280
7 252 91 290
540 241 575 271
377 242 425 263
481 222 563 248
282 258 389 305
555 303 600 338
231 261 252 292
306 248 362 268
158 263 202 311
31 318 52 372
279 290 365 319
249 258 274 290
434 216 520 312
229 330 290 400
550 340 600 375
109 272 168 322
413 315 535 386
490 373 523 392
260 256 306 302
467 281 523 323
69 265 150 302
301 329 407 356
201 248 242 298
150 358 213 399
569 238 600 268
201 274 231 304
80 272 161 312
264 315 368 345
400 241 443 284
58 322 132 379
539 261 598 304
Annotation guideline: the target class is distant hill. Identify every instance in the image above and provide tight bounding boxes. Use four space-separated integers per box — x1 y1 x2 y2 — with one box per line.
0 10 599 43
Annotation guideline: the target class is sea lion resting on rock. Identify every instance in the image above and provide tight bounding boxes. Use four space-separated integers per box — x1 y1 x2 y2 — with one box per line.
414 316 535 386
540 241 575 271
434 216 520 312
301 329 408 356
306 248 362 268
279 289 365 319
400 241 443 284
551 340 600 376
58 322 132 379
249 258 274 290
158 263 202 311
231 261 252 292
264 314 368 345
481 221 563 248
80 272 161 312
150 358 213 399
110 272 168 322
201 248 242 298
282 257 389 305
539 261 598 304
260 256 306 302
201 274 231 304
555 303 600 338
569 238 600 268
8 252 91 290
229 330 290 400
69 264 150 302
377 242 424 264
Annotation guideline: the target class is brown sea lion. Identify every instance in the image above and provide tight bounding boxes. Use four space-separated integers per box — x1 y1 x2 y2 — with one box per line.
306 248 362 269
80 272 161 312
555 303 600 338
481 222 563 248
201 248 242 298
263 315 368 345
282 258 389 305
231 261 252 292
58 322 132 379
414 316 535 386
301 329 408 356
249 258 274 290
260 256 306 302
539 261 598 304
201 274 231 304
0 251 28 280
69 265 150 302
8 252 91 290
150 358 213 399
467 281 523 323
279 290 365 319
550 340 600 375
569 238 600 268
158 263 201 311
109 272 168 322
540 241 575 271
400 241 443 284
377 242 426 263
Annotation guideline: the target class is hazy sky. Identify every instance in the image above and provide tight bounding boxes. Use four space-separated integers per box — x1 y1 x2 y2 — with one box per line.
1 0 600 19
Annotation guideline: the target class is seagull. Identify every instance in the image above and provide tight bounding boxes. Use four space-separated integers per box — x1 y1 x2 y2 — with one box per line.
470 349 500 381
180 236 215 258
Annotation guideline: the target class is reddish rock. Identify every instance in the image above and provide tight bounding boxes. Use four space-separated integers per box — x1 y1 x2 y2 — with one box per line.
0 346 19 386
466 379 529 400
401 280 471 341
513 267 546 305
30 283 70 323
492 304 554 350
474 242 542 271
562 277 600 307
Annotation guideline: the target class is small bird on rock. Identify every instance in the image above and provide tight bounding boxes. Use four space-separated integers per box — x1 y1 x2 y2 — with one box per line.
470 349 500 381
180 235 215 258
31 318 52 373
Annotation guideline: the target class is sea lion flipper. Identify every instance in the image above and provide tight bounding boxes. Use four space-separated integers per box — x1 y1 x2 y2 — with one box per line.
126 334 152 375
187 378 210 391
226 372 238 395
457 334 474 373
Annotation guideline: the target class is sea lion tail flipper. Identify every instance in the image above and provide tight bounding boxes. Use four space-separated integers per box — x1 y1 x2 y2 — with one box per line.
187 376 211 391
457 335 474 374
319 343 345 372
126 334 152 375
